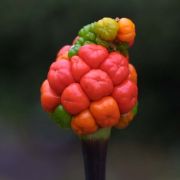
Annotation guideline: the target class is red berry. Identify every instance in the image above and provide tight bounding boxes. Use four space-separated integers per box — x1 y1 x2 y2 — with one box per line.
40 80 60 112
101 52 129 85
48 60 74 95
78 44 108 68
80 69 113 101
71 55 90 82
113 80 138 113
61 83 90 115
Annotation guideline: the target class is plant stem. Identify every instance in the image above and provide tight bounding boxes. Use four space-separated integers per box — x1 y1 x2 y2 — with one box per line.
81 128 111 180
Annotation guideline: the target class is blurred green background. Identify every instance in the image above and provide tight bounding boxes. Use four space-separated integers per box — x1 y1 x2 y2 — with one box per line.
0 0 180 179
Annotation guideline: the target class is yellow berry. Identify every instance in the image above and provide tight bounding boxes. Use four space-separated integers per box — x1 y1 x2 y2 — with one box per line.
94 17 119 41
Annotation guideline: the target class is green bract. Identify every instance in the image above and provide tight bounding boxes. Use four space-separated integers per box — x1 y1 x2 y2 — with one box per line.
51 105 72 128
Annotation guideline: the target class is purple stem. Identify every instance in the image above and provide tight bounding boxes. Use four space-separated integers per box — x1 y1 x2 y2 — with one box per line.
81 139 109 180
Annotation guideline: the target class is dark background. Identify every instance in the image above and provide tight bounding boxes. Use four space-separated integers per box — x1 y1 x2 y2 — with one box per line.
0 0 180 179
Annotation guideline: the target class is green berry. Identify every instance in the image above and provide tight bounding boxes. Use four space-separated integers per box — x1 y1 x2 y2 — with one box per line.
83 40 94 45
50 105 72 128
68 44 81 58
78 24 91 37
78 24 96 42
94 17 119 41
84 32 96 41
95 37 109 48
68 48 76 58
74 44 81 51
132 102 138 116
90 22 96 32
76 37 85 45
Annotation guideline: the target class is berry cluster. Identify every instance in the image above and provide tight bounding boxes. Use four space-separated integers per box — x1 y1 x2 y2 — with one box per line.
40 17 138 135
69 17 136 57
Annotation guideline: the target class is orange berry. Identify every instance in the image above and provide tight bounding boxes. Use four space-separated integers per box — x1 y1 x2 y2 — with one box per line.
56 53 69 61
90 96 120 127
71 110 98 135
117 18 136 45
115 111 134 129
56 45 71 60
128 64 137 84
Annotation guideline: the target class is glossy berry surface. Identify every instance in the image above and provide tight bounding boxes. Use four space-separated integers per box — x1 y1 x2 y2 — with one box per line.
40 17 138 135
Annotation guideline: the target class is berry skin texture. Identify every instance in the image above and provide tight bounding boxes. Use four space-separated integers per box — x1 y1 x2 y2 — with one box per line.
61 83 90 115
80 69 113 101
57 45 71 57
94 17 119 41
71 55 90 82
128 64 137 84
100 52 129 85
40 17 138 133
40 80 60 112
115 111 134 129
115 103 138 129
78 23 96 42
90 96 120 127
40 79 51 94
48 60 74 95
71 110 98 135
56 45 71 60
78 44 108 68
113 80 138 114
117 18 136 45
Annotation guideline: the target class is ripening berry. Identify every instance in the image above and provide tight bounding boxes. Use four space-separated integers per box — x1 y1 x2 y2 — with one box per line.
94 17 119 41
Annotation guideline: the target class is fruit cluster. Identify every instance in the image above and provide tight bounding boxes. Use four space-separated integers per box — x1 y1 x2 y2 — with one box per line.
69 17 136 57
40 17 138 135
